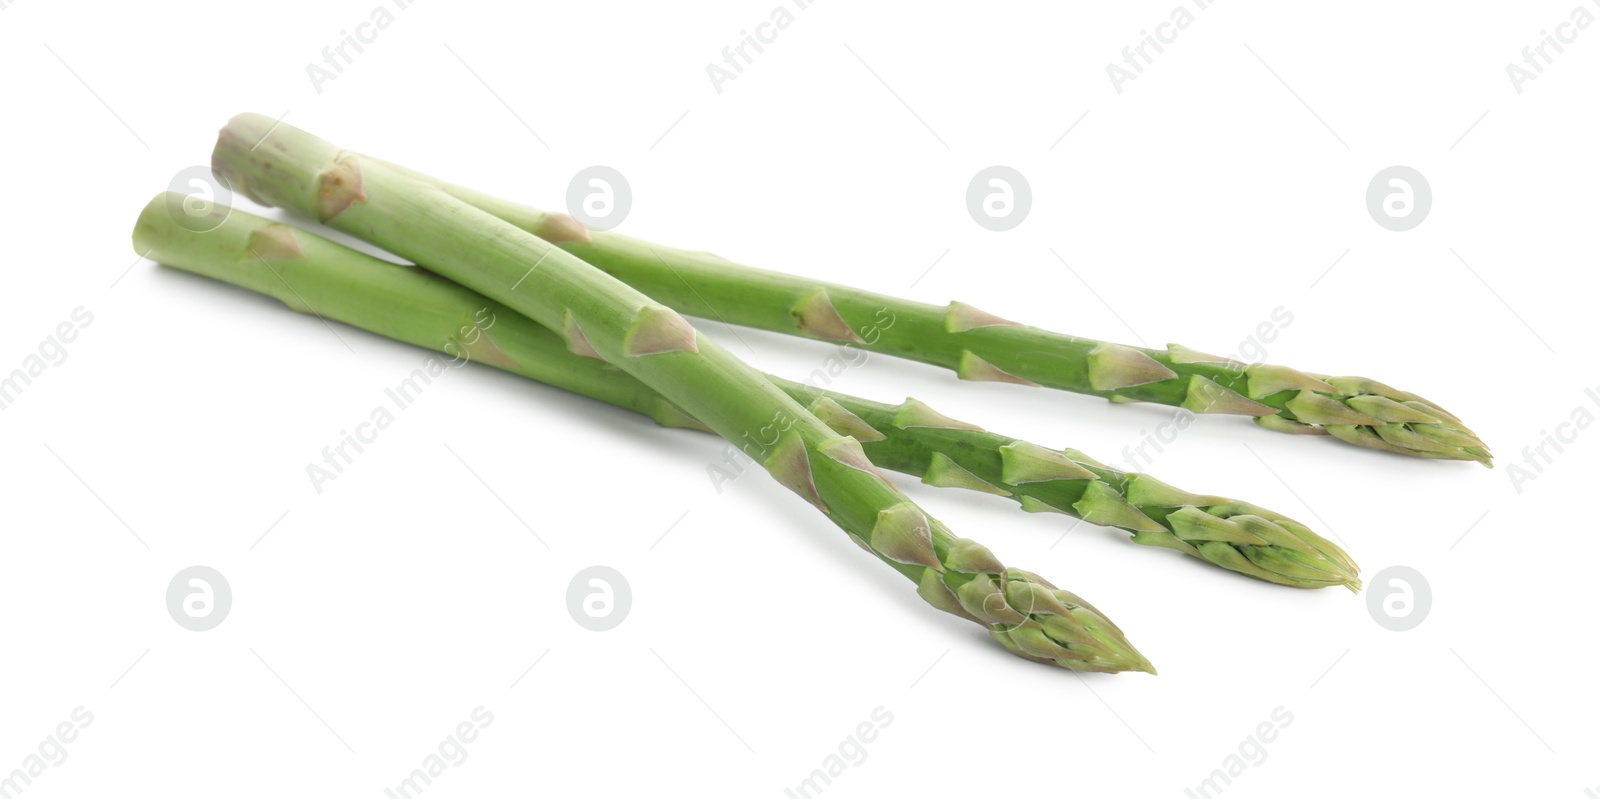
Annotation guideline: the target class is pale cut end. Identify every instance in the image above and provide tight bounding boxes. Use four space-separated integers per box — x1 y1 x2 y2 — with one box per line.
891 398 984 431
211 113 287 210
807 397 887 442
923 453 1011 496
870 503 943 571
1245 363 1338 399
945 301 1022 332
317 152 367 221
763 433 826 513
956 351 1039 386
790 288 861 342
1166 343 1242 366
1087 343 1178 391
622 305 699 356
563 311 605 360
1180 376 1278 416
243 224 304 261
998 441 1096 484
533 212 591 244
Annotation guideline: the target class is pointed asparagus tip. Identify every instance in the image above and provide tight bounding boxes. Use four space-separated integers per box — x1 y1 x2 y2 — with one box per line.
1160 502 1363 590
1250 371 1494 465
969 571 1152 674
1055 590 1153 675
1082 615 1155 675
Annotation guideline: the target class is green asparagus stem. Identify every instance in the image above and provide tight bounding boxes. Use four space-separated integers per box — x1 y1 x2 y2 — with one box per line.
204 115 1154 674
135 195 1358 592
372 161 1490 467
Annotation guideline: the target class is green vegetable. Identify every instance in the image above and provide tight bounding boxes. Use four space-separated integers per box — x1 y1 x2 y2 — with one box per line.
200 114 1154 674
135 195 1357 592
374 160 1489 466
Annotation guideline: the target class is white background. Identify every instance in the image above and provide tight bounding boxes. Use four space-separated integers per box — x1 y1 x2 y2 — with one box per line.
2 1 1597 797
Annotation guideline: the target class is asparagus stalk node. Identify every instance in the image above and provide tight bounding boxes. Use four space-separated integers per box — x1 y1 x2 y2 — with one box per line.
135 195 1359 592
375 162 1489 467
202 115 1154 673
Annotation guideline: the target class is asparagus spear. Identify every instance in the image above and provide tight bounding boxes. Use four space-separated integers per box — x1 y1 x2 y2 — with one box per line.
373 162 1490 466
205 115 1153 673
135 195 1359 592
